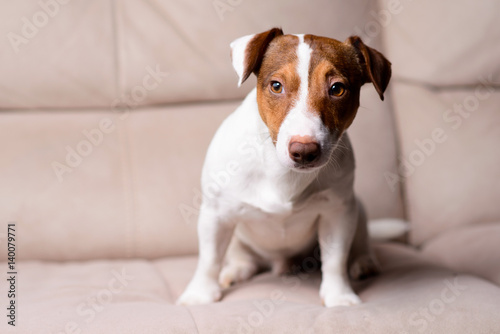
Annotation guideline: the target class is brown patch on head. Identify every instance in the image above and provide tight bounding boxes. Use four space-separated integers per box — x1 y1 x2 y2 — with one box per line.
304 34 366 137
256 35 300 142
247 31 391 143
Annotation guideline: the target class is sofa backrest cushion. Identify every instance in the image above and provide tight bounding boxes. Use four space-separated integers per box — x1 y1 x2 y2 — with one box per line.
381 0 500 244
1 0 385 110
0 0 406 260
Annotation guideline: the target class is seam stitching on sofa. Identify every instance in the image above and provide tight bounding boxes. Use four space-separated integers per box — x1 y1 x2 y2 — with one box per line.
110 0 123 102
183 306 201 334
419 221 500 250
110 0 131 258
120 116 137 258
393 77 500 91
110 0 138 258
151 261 175 302
376 0 410 229
142 0 214 65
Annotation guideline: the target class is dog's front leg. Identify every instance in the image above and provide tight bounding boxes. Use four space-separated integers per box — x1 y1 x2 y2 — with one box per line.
177 204 235 305
318 196 360 307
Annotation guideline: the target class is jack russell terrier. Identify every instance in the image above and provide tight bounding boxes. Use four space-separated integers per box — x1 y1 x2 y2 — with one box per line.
178 28 393 307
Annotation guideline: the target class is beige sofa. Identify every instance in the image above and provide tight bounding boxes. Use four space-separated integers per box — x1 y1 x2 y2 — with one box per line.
1 0 500 333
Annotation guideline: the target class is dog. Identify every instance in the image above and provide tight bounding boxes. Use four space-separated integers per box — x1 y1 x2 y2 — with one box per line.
177 28 392 307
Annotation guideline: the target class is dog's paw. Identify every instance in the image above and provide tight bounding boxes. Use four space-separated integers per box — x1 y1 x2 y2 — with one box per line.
176 279 222 306
219 261 258 288
320 281 361 307
349 254 380 280
321 292 362 307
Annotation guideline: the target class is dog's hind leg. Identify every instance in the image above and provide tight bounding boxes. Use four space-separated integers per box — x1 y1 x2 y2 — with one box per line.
219 236 261 288
348 198 380 280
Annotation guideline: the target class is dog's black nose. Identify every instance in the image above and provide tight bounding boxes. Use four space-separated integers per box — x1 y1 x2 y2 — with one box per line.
288 136 321 165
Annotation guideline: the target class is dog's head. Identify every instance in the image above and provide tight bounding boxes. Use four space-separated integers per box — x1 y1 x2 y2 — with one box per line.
230 28 391 172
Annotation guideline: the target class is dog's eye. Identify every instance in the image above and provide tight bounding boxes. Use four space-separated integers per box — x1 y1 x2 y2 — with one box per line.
329 83 345 97
270 81 283 94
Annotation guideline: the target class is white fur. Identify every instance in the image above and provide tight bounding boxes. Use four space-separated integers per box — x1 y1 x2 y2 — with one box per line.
230 34 255 87
368 219 409 241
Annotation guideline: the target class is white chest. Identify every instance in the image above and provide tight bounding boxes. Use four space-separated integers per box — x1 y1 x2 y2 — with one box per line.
231 182 335 258
234 198 324 258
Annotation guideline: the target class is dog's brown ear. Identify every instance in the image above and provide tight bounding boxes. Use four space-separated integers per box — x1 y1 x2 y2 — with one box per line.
345 36 392 100
230 28 284 86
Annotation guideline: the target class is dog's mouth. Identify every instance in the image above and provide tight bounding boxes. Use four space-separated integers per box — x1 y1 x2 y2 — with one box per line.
291 163 322 173
287 147 334 173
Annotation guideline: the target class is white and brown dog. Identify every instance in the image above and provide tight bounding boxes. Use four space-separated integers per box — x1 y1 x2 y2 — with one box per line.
178 28 393 307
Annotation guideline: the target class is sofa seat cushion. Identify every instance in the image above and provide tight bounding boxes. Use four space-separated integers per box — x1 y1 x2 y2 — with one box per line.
421 222 500 285
2 243 500 333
